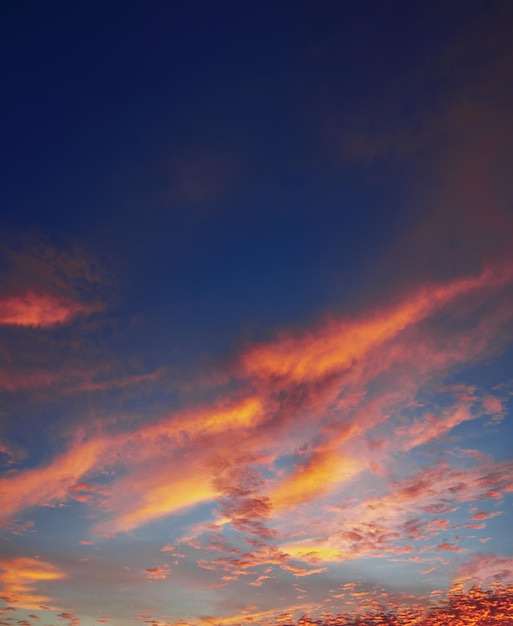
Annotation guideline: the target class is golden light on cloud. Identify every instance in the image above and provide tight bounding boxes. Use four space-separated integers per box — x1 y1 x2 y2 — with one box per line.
0 438 108 522
271 448 360 509
241 265 513 384
100 466 220 534
0 557 66 610
282 541 350 564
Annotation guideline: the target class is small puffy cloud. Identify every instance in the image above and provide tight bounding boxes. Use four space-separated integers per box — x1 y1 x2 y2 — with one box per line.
143 565 170 580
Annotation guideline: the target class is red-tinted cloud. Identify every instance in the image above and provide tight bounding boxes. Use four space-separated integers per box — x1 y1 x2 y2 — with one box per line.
455 554 513 585
0 291 95 328
143 565 170 581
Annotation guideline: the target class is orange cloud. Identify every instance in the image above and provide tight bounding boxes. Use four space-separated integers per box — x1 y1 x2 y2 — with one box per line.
137 396 266 446
93 397 270 533
283 540 350 564
270 452 513 571
187 602 313 626
98 461 220 534
0 395 267 530
271 447 360 509
280 518 420 566
1 261 512 559
280 564 327 577
143 565 170 580
0 437 108 523
241 264 513 384
0 291 95 327
0 557 66 610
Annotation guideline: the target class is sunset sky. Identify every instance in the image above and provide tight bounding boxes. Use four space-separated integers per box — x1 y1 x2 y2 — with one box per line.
1 2 513 625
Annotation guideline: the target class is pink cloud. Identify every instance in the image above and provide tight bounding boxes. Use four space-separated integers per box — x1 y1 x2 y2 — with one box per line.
160 544 175 553
0 291 95 328
436 542 464 553
0 258 512 610
455 554 513 585
143 565 170 581
471 511 503 520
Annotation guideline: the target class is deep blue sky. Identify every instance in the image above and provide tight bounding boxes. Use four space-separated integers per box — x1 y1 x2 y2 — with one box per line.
2 0 481 348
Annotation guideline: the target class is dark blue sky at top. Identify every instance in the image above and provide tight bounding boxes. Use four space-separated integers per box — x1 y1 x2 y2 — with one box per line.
0 1 490 358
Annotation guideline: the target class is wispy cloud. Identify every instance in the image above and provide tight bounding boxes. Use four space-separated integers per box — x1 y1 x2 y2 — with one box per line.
0 557 66 610
1 254 512 624
0 291 96 328
2 262 512 545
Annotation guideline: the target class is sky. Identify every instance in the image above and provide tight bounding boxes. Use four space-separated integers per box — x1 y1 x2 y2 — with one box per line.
1 1 513 625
